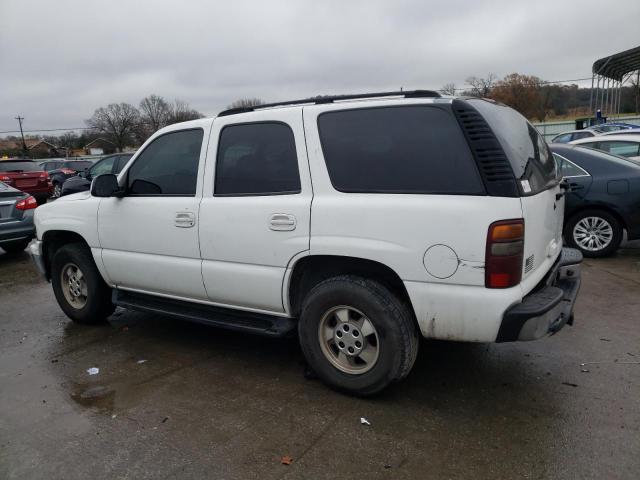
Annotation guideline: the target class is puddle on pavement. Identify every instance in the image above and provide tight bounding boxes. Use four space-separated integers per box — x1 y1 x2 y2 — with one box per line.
70 383 116 414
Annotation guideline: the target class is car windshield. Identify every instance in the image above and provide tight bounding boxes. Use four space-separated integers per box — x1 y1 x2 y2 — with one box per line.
0 161 43 172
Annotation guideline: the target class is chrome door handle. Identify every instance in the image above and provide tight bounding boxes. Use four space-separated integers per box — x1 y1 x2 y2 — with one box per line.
269 213 296 231
175 212 195 228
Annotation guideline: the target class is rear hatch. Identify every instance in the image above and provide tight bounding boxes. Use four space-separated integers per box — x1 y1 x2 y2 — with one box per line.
0 161 48 192
468 99 564 289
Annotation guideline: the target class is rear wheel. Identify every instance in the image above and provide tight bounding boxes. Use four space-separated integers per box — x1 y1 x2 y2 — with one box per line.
565 210 623 258
298 275 419 396
51 243 114 324
1 239 30 254
52 182 62 198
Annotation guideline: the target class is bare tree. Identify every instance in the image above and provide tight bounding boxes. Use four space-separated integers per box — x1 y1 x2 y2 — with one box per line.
465 73 498 97
440 83 457 96
139 94 172 133
169 99 204 124
86 103 139 152
226 97 264 110
491 73 547 121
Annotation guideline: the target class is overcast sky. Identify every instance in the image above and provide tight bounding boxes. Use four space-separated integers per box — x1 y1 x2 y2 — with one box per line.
1 0 639 135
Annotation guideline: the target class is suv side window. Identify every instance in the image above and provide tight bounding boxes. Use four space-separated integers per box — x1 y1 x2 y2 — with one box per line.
127 129 203 195
317 106 484 194
215 122 301 195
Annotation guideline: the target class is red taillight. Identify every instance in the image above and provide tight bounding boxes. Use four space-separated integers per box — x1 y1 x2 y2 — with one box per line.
15 195 38 210
60 168 76 174
485 219 524 289
1 175 12 183
39 172 49 179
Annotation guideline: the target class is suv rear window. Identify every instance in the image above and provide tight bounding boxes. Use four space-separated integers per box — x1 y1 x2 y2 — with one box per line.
467 99 559 194
0 161 42 172
317 106 484 194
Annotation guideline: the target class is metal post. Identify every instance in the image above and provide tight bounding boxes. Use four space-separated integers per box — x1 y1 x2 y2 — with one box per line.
594 75 601 116
604 78 610 117
589 74 595 114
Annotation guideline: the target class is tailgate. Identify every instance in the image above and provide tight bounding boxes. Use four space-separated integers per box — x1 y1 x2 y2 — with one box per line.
520 184 564 290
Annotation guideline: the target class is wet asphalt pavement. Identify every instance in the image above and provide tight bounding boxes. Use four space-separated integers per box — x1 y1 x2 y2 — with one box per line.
0 243 639 480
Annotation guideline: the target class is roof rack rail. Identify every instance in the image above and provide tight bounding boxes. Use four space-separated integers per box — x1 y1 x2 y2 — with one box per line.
217 90 441 117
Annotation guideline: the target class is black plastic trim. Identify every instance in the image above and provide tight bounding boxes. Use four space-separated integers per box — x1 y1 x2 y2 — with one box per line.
112 289 296 337
452 99 519 197
217 90 441 117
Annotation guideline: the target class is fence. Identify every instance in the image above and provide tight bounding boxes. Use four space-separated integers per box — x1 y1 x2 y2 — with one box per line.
534 115 640 140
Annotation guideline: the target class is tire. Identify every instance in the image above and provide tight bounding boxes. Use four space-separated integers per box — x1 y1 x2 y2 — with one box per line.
298 275 419 396
565 209 623 258
52 182 62 198
1 239 30 253
51 243 114 324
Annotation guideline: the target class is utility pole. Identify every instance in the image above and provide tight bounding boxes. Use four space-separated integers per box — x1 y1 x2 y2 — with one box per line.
15 116 28 158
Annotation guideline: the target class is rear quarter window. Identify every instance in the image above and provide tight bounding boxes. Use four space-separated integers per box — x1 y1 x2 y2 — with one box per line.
317 106 484 195
467 99 559 195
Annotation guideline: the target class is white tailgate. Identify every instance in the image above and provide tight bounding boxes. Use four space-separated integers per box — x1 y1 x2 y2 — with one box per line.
519 183 564 293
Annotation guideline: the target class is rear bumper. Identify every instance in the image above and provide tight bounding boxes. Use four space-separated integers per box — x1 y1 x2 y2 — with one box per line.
496 248 582 342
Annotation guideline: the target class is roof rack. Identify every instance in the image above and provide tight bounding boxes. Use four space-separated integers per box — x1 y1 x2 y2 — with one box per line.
217 90 441 117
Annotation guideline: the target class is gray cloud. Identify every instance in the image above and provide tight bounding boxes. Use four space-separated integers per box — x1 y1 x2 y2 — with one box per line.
1 0 638 133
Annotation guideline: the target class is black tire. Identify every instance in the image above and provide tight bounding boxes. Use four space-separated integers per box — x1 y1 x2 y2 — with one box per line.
565 209 623 258
1 239 30 253
51 243 114 324
298 275 419 396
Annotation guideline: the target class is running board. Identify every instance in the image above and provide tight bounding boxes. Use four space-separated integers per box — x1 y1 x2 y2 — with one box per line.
112 289 296 337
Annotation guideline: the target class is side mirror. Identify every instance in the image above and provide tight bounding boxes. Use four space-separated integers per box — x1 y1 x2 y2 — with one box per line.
91 174 121 197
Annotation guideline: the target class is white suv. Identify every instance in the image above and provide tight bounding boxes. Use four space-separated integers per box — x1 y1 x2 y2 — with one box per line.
29 91 582 395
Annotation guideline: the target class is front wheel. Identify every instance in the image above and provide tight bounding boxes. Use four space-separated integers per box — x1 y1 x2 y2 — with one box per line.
51 243 114 324
565 210 623 258
298 275 419 396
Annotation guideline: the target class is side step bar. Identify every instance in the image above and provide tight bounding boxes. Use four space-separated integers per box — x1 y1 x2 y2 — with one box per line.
112 289 296 337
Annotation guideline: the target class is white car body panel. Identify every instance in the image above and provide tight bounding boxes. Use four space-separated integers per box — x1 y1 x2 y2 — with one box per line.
97 119 213 300
33 97 567 344
199 108 312 313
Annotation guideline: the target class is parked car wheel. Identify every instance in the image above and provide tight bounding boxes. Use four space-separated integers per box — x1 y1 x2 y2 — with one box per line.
565 209 623 258
51 243 115 324
298 275 419 396
0 239 30 254
52 182 62 198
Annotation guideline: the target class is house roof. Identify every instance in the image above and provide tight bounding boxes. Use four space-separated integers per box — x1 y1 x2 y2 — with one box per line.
592 45 640 81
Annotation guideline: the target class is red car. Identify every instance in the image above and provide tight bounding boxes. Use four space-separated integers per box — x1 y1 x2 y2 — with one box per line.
0 160 52 205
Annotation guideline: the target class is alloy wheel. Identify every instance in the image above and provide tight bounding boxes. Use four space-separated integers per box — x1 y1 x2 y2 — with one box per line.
60 262 88 309
573 216 613 252
318 305 379 374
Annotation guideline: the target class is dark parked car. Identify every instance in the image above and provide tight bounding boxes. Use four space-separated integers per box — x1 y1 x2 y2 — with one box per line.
0 181 37 253
0 159 52 205
42 160 94 198
61 153 133 196
551 143 640 257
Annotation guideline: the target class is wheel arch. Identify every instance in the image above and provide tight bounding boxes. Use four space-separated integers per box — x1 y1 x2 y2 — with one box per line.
286 254 415 320
41 230 90 280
